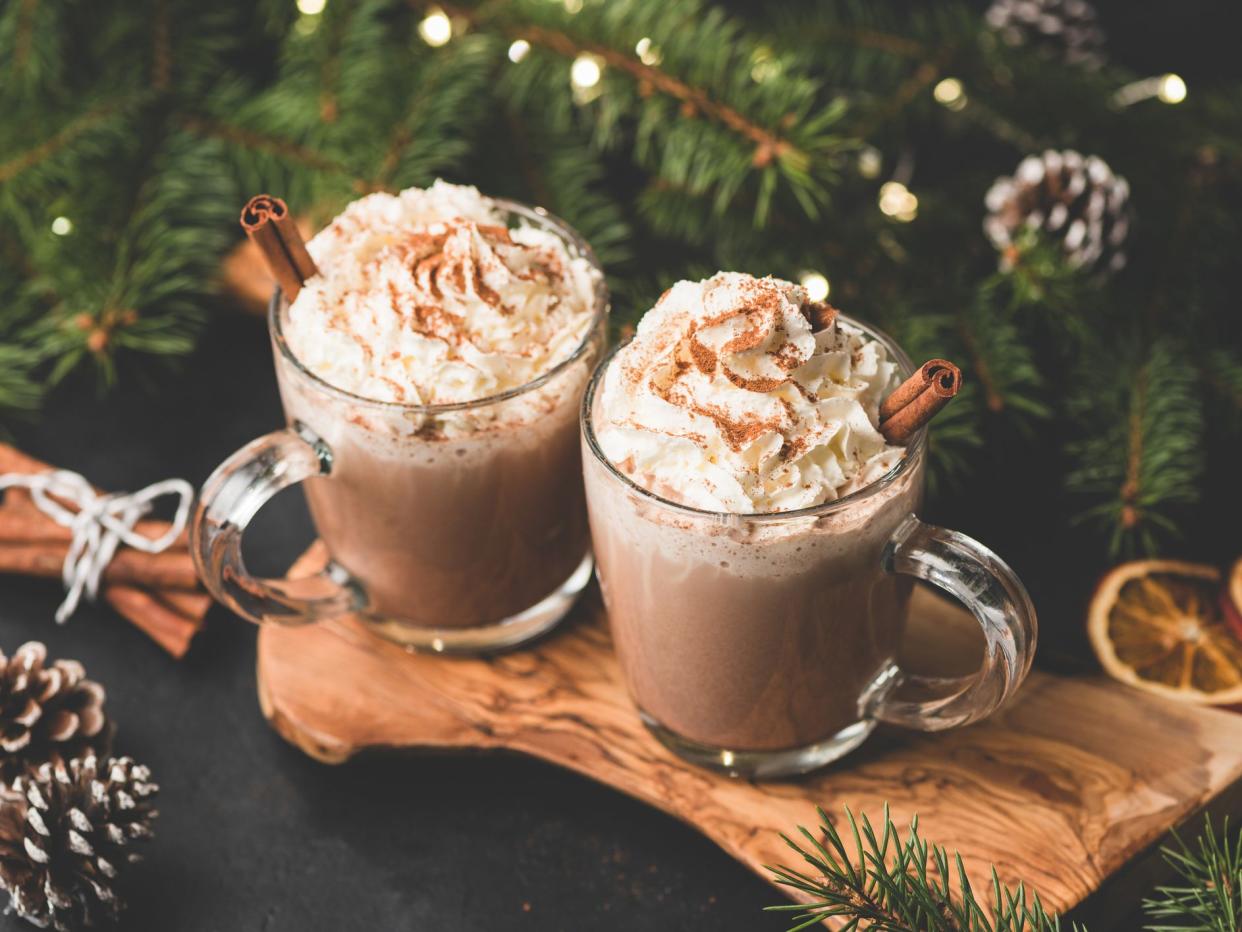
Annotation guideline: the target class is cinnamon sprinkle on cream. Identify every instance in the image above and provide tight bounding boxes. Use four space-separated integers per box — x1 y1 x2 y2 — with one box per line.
284 181 600 407
594 272 905 512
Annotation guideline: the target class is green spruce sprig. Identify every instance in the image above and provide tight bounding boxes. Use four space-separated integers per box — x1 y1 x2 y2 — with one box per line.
1144 818 1242 931
768 809 1242 932
1067 341 1204 556
766 806 1073 931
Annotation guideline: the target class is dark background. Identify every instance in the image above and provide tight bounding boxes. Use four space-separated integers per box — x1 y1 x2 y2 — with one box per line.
3 2 1241 929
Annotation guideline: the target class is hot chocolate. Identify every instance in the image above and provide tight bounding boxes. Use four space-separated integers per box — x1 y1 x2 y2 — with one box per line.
585 273 912 758
193 182 606 650
273 182 604 641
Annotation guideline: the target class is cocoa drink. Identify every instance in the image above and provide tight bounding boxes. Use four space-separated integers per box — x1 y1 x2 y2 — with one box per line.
582 273 1035 777
195 181 607 652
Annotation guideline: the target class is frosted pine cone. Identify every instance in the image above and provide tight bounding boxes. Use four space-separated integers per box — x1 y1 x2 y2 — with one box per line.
0 755 158 930
1 643 110 788
984 149 1130 273
985 0 1107 70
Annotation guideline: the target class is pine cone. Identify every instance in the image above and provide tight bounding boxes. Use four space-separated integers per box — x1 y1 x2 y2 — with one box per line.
984 149 1130 274
0 755 158 930
984 0 1107 70
1 643 111 788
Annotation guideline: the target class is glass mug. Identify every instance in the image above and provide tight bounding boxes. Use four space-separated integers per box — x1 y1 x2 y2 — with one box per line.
581 320 1037 778
191 201 609 653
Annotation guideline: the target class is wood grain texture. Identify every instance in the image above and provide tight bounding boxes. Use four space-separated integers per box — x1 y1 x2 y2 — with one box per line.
258 542 1242 917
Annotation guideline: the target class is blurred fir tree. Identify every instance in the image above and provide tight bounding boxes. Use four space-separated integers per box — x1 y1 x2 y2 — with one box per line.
1 0 1239 558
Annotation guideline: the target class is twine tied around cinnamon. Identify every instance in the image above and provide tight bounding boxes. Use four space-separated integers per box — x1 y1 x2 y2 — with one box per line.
0 469 193 623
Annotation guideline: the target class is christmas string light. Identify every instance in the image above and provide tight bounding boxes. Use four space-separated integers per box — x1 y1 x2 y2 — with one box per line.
418 8 452 47
51 217 73 236
1113 73 1187 108
878 182 918 222
295 0 325 14
571 54 602 89
1158 73 1187 103
635 37 661 66
934 77 967 111
858 147 882 179
508 39 530 63
799 271 830 302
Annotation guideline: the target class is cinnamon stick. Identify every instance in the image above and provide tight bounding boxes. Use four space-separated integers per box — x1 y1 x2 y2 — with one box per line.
240 194 318 301
0 542 200 590
0 442 208 657
0 508 188 548
879 358 962 444
104 586 202 659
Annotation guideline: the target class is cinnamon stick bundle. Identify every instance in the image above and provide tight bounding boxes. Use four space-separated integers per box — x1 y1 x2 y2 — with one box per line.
879 358 962 444
240 194 318 300
0 443 207 658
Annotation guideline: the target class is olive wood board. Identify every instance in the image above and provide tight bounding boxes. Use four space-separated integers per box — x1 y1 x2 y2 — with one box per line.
257 542 1242 923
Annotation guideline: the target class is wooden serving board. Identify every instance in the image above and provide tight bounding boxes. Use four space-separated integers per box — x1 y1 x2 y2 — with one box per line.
258 542 1242 923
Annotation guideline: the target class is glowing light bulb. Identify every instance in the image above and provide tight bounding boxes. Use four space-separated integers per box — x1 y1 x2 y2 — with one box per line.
508 39 530 63
571 54 602 90
418 9 452 47
878 181 918 222
51 216 73 236
858 147 882 179
1158 73 1186 104
635 37 661 66
799 271 830 302
296 0 325 14
933 77 966 110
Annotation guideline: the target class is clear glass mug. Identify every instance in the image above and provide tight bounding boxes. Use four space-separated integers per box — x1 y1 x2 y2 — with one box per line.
191 201 609 653
581 320 1037 778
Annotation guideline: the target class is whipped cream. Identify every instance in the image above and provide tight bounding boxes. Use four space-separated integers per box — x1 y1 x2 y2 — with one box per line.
595 273 904 512
284 181 600 406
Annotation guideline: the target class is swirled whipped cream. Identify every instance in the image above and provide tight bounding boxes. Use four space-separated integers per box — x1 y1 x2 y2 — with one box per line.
285 181 600 405
596 273 904 512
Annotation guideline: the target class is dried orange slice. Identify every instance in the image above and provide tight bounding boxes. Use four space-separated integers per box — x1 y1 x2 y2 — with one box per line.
1088 559 1242 705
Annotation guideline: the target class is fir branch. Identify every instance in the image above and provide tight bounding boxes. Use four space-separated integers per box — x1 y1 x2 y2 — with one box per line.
1143 817 1242 932
151 0 173 92
12 0 38 72
0 97 132 185
0 0 67 96
477 0 850 222
511 22 800 167
956 317 1004 415
854 56 950 140
1067 342 1204 556
178 113 358 179
502 111 635 274
766 806 1073 931
954 295 1048 421
1202 347 1242 422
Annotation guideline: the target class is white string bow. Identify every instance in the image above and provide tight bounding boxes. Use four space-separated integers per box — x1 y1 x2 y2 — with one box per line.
0 469 194 623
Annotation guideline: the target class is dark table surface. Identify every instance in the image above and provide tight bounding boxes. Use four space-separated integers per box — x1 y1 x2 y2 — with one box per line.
1 310 792 931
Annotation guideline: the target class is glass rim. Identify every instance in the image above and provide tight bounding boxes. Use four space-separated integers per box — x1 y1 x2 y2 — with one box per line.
268 197 611 414
580 312 927 523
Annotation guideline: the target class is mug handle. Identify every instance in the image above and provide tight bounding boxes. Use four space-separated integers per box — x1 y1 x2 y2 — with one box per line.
868 515 1037 730
190 422 365 625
